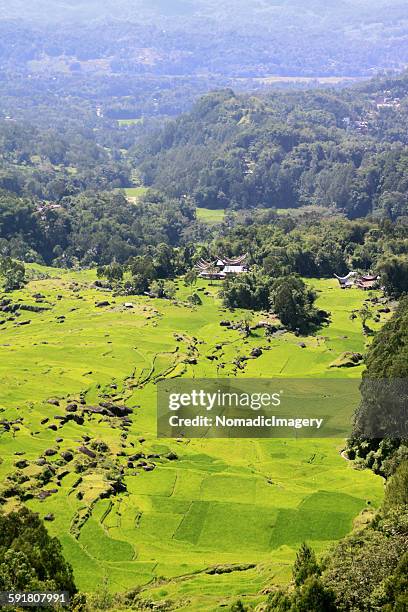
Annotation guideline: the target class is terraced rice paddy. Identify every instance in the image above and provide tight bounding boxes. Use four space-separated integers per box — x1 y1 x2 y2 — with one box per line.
0 268 387 609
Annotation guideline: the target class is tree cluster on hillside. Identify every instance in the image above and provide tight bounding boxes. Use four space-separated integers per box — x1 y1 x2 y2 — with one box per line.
347 298 408 475
0 120 131 200
220 271 327 333
0 507 76 597
0 190 197 266
137 74 408 218
0 256 26 291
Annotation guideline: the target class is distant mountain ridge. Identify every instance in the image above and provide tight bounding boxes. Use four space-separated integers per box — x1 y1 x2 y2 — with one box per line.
0 0 406 27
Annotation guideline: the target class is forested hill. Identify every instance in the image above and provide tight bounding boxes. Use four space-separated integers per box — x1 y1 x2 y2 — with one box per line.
136 72 408 218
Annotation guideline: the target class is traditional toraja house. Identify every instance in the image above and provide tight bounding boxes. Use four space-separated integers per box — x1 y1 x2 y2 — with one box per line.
196 254 249 280
334 272 356 289
356 274 380 291
334 272 380 290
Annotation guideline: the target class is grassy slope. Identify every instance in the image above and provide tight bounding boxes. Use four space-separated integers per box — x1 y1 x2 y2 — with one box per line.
123 187 149 202
196 208 226 224
0 270 387 610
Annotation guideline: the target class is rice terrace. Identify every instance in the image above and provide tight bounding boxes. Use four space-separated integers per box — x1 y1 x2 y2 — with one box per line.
0 266 387 609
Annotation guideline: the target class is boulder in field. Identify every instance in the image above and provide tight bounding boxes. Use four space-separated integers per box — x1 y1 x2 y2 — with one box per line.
110 405 133 417
250 347 263 358
38 490 52 500
96 301 110 308
47 399 60 406
44 448 57 457
44 513 55 521
86 406 105 415
78 446 96 459
61 451 74 462
129 453 145 461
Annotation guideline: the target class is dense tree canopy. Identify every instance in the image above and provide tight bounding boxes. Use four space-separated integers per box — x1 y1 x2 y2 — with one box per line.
348 298 408 474
0 507 76 595
137 75 408 218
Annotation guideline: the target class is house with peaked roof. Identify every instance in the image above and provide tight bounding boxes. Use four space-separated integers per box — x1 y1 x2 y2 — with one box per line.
334 271 380 290
334 272 357 289
196 254 249 280
356 275 380 291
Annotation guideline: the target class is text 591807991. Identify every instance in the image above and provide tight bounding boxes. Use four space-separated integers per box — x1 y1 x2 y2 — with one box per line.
0 592 70 607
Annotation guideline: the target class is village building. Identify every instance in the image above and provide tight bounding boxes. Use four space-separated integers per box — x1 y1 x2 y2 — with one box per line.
335 272 380 290
356 275 380 291
196 254 249 280
334 272 356 289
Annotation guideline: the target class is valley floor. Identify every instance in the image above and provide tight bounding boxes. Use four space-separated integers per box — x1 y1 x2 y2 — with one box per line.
0 268 387 610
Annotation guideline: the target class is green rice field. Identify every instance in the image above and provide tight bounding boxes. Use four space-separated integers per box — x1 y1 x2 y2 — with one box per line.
0 268 387 609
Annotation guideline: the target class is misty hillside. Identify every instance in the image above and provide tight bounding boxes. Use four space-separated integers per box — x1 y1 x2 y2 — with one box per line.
0 0 406 28
0 0 406 81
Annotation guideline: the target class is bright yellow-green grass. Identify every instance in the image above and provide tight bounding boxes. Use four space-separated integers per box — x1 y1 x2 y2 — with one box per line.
196 208 226 224
123 187 149 201
0 269 387 610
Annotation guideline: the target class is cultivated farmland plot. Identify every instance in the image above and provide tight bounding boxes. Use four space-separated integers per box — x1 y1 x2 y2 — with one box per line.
0 268 387 610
